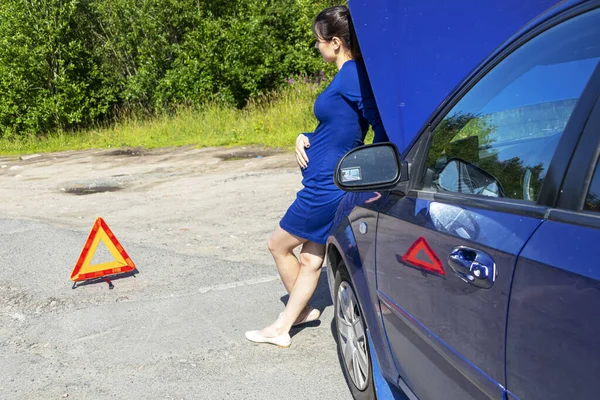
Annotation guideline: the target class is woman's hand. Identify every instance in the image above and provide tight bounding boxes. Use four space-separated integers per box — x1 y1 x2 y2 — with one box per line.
295 134 311 169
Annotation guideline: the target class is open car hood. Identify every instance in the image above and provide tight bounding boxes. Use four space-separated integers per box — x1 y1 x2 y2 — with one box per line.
349 0 582 151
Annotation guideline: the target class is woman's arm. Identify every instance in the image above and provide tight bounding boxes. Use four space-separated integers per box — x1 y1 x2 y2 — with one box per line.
339 62 389 143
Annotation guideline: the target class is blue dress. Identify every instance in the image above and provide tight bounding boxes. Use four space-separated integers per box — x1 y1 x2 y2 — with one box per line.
279 60 388 244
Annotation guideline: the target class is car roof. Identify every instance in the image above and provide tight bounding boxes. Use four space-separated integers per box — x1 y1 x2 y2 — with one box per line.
348 0 588 152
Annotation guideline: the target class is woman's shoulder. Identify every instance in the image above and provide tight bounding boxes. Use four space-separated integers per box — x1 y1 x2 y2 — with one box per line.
336 60 369 94
338 60 361 79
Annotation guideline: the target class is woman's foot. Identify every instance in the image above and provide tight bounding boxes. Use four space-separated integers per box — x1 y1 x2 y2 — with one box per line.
245 322 291 348
286 306 321 327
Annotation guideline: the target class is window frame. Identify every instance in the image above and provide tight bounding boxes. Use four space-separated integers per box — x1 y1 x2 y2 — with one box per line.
397 2 600 219
548 78 600 228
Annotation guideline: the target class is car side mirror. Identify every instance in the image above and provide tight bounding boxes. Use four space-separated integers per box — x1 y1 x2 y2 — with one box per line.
435 158 504 197
334 142 402 191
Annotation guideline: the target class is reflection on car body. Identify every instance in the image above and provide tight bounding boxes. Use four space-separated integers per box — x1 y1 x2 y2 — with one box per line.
326 2 600 400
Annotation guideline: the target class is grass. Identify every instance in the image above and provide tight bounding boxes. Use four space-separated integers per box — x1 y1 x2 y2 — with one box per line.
0 79 375 155
0 82 323 155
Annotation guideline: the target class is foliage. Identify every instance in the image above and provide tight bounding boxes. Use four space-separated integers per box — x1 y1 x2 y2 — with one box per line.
0 0 108 136
427 111 547 201
426 112 496 169
0 0 340 138
0 79 325 154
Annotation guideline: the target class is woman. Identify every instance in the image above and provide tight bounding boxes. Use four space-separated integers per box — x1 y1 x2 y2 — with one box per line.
245 5 387 347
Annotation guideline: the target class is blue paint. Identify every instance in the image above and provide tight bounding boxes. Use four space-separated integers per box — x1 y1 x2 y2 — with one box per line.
375 194 541 398
519 220 600 280
378 290 506 395
368 331 409 400
348 0 578 151
328 212 402 386
325 2 600 398
507 220 600 399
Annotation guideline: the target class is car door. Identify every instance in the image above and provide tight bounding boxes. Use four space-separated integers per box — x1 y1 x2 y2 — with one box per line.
374 5 600 400
506 62 600 400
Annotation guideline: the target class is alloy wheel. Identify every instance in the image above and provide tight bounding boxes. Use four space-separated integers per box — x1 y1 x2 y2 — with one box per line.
336 281 370 390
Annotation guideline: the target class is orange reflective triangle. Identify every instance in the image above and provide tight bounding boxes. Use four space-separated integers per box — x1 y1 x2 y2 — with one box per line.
70 217 136 282
401 237 445 276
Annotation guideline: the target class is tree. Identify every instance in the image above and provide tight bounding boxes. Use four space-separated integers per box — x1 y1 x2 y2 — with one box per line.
0 0 110 136
0 0 341 137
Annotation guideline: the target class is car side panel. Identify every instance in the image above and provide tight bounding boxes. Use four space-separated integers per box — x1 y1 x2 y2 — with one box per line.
375 194 544 399
327 192 400 387
507 220 600 399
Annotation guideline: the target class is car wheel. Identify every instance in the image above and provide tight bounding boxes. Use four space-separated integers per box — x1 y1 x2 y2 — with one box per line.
334 262 376 400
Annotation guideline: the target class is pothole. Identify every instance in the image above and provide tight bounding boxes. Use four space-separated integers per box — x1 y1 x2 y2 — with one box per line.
103 148 146 157
62 185 123 196
217 150 277 161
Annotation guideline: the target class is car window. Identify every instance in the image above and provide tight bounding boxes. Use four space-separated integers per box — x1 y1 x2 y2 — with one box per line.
585 161 600 212
420 8 600 202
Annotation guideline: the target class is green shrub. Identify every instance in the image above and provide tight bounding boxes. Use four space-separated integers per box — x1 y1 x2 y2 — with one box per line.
0 0 340 138
0 0 111 136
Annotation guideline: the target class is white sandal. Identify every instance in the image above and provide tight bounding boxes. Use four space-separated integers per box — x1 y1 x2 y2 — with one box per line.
245 330 291 348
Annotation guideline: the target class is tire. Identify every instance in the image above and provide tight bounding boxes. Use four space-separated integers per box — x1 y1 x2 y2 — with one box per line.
334 262 376 400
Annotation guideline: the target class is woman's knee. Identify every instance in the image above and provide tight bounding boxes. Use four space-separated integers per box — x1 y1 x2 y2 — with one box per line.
299 251 324 272
268 227 304 256
267 235 279 255
268 234 291 257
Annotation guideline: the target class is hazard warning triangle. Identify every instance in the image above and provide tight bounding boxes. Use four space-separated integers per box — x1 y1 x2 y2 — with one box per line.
401 237 445 275
70 217 136 282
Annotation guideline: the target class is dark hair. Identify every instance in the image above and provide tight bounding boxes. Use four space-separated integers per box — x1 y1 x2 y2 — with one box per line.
312 5 362 62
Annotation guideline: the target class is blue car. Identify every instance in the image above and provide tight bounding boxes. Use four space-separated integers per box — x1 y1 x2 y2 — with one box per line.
325 1 600 399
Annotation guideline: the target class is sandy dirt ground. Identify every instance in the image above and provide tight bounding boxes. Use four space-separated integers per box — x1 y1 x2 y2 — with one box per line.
0 146 304 267
0 146 351 400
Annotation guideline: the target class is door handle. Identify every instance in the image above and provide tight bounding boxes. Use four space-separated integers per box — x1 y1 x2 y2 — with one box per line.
448 246 496 289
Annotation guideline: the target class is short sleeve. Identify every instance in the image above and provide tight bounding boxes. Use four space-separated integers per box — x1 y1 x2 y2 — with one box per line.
338 61 389 143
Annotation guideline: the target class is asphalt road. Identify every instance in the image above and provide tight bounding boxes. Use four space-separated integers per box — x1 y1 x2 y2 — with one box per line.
0 147 352 400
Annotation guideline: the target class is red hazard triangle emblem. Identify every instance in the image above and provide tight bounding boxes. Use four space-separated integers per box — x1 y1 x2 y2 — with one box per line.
401 237 445 276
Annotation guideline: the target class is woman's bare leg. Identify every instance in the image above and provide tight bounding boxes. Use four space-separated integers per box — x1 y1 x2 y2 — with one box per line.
267 227 306 294
268 227 313 321
258 240 326 337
